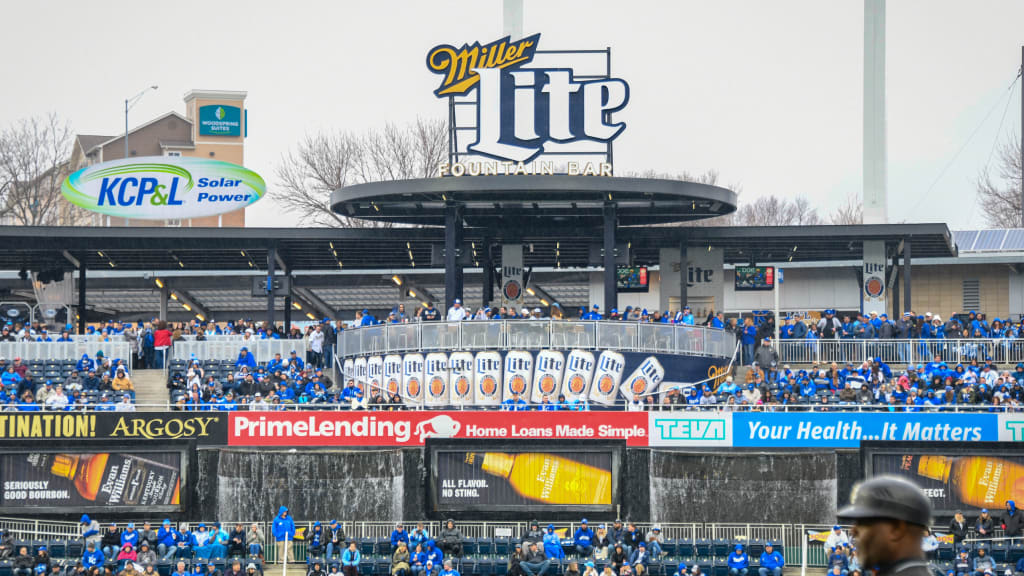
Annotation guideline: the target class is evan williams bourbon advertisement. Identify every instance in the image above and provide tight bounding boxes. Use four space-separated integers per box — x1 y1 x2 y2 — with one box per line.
430 440 622 513
0 451 183 512
865 442 1024 514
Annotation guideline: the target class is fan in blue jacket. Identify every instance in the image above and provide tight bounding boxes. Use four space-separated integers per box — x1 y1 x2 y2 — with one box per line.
157 520 181 561
574 519 595 557
341 542 361 567
82 542 105 570
758 543 784 576
543 525 565 560
424 541 443 566
728 545 749 576
271 505 295 563
391 524 410 549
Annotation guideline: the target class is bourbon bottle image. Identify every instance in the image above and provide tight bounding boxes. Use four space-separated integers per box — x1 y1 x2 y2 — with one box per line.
466 452 611 505
913 455 1024 508
47 453 180 506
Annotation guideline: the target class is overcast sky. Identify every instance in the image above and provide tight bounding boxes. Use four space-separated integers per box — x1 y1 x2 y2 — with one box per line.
1 0 1021 229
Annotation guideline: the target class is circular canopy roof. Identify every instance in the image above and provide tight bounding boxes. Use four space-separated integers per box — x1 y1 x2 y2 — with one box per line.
331 175 738 228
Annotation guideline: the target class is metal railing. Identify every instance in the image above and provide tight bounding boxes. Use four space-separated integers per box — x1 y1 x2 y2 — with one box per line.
0 516 990 568
170 340 307 364
0 341 133 371
775 338 1024 366
339 320 736 359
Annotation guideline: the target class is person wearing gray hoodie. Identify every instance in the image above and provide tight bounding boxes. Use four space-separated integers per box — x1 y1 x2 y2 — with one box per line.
80 515 102 546
438 520 463 558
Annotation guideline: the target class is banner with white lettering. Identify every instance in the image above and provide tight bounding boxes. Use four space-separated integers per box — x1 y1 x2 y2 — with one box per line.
733 413 995 448
501 245 525 309
0 451 183 512
862 240 887 315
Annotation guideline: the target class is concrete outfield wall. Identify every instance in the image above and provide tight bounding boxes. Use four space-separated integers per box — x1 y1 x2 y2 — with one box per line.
648 450 838 525
192 448 856 524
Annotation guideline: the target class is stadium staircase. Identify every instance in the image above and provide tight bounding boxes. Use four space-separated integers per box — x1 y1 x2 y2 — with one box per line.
133 369 170 410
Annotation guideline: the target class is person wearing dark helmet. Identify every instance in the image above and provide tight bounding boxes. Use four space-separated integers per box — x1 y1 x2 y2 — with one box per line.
836 475 933 576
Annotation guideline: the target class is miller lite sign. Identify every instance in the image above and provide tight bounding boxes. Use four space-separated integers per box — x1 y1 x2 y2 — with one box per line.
427 34 630 167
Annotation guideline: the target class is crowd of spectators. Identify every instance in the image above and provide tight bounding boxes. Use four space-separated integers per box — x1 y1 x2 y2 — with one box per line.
0 352 135 412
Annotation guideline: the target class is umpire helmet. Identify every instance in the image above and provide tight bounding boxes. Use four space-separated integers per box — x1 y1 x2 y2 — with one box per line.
837 475 932 527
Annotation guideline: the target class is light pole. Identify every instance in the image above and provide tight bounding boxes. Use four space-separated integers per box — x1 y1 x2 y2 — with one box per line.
125 85 158 159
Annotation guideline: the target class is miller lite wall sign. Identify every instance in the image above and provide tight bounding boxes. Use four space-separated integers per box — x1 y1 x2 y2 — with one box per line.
367 356 383 396
501 244 524 309
343 358 354 384
403 353 425 408
424 352 450 407
449 351 475 405
428 34 629 174
862 240 887 315
531 349 565 403
590 350 626 406
474 351 503 406
619 356 664 401
562 349 595 403
353 357 368 388
383 354 403 398
503 350 534 402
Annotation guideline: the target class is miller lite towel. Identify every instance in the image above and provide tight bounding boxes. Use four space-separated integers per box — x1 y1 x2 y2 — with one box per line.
402 353 424 408
503 350 533 402
619 356 665 402
383 354 403 398
474 351 502 406
589 350 625 406
530 350 565 403
424 352 450 407
353 357 368 388
367 356 383 395
561 350 595 403
449 351 475 406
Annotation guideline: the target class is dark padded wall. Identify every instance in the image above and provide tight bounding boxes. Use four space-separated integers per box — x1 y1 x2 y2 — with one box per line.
648 450 838 524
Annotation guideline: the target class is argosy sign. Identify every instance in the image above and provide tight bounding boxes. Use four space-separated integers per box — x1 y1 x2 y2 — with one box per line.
426 34 629 163
62 156 265 219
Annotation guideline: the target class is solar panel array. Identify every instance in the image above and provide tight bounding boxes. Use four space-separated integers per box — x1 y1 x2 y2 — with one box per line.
953 229 1024 252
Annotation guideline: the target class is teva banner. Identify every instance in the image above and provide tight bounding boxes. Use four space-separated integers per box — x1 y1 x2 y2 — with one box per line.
62 156 265 219
426 34 629 164
198 105 242 137
648 412 1000 448
228 411 648 447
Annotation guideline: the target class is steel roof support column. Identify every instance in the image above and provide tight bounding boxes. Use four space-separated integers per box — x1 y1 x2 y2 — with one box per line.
445 203 464 312
482 240 494 307
284 268 292 335
76 257 87 335
903 238 912 314
891 250 900 319
159 285 168 323
603 202 618 315
679 239 688 312
266 245 277 329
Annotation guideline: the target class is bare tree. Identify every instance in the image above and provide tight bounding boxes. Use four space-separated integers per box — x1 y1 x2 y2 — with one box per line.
0 113 81 225
829 194 863 225
976 133 1022 228
732 195 823 226
276 118 447 227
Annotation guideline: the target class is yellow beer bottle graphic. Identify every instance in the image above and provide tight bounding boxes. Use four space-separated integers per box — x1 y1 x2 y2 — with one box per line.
466 452 611 505
915 455 1024 508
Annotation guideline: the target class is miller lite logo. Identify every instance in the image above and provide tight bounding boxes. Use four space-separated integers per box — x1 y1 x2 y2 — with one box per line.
427 34 630 163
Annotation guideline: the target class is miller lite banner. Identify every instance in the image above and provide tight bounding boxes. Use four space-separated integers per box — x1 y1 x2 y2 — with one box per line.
428 34 629 172
862 240 887 315
501 245 525 308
